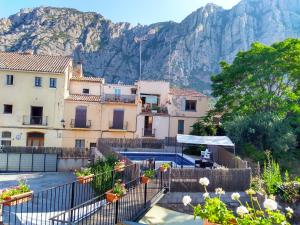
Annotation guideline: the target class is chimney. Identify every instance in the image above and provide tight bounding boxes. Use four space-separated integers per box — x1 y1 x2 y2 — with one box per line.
23 50 34 55
73 61 83 77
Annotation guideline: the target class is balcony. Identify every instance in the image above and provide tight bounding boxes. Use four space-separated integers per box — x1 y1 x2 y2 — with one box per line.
23 116 48 126
109 121 128 130
70 119 91 128
143 128 156 137
103 94 136 104
142 105 168 114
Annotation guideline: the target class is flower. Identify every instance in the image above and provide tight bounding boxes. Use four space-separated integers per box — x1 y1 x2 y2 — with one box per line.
236 206 249 216
215 188 225 195
245 189 256 195
285 207 293 214
199 177 209 186
182 195 192 206
231 192 240 201
203 192 210 199
263 198 277 211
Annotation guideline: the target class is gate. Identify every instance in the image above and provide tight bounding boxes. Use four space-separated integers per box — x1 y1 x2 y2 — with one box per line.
0 153 57 172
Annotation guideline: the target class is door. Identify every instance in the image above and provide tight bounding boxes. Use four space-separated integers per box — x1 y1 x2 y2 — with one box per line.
178 120 184 134
75 106 87 128
144 116 153 136
27 132 44 147
31 106 43 125
112 109 124 129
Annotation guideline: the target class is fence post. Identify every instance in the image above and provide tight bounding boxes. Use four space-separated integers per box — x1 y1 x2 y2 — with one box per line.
160 171 163 189
70 182 76 221
144 183 147 207
115 200 119 224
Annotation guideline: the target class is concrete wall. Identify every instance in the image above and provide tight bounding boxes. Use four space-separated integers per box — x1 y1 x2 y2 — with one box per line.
69 80 101 95
169 116 198 137
57 158 89 171
103 83 136 95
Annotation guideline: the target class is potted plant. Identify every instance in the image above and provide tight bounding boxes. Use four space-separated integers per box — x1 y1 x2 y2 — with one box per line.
114 159 126 172
182 177 294 225
75 167 94 184
105 180 127 203
141 169 155 184
0 180 33 206
160 163 170 172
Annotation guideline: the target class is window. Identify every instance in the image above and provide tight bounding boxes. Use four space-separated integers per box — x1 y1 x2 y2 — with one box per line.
112 109 124 129
82 88 90 94
1 140 11 146
114 88 121 96
6 75 14 85
75 139 85 148
2 131 11 138
131 88 137 94
178 120 184 134
3 104 12 114
185 100 197 111
74 106 87 128
49 78 57 88
35 77 42 87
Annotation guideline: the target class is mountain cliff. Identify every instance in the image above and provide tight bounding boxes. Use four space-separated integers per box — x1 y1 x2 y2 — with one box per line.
1 0 300 93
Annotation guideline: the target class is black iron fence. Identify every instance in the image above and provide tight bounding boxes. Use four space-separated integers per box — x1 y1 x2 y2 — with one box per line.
1 164 143 225
49 169 169 224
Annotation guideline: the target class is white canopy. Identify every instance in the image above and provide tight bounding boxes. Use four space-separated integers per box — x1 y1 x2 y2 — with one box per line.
176 134 235 147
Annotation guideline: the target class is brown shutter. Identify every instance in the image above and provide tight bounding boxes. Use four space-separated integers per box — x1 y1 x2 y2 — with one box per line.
75 106 87 128
113 110 124 129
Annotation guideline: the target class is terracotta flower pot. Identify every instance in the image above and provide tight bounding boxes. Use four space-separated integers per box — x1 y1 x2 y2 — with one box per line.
141 176 150 184
77 174 94 184
160 166 168 172
105 191 123 203
3 191 33 206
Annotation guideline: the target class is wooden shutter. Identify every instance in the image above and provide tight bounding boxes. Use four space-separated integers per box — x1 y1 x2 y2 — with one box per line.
75 106 87 128
113 110 124 129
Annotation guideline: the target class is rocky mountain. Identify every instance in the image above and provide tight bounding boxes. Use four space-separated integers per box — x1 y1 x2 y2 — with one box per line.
1 0 300 93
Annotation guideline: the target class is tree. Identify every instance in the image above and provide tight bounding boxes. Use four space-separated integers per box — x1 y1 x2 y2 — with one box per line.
211 39 300 121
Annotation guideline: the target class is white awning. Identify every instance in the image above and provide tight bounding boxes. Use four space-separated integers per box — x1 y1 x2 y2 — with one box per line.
176 134 235 147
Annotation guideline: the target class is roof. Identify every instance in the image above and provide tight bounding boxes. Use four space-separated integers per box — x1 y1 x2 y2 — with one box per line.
70 76 104 83
66 94 101 102
170 88 206 97
0 52 71 74
176 134 235 147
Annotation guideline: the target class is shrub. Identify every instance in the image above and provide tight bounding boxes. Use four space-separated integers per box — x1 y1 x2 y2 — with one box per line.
263 152 282 195
143 169 155 179
277 181 300 203
183 145 205 156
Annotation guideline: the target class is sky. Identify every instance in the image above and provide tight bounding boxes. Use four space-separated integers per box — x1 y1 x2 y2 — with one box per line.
0 0 241 25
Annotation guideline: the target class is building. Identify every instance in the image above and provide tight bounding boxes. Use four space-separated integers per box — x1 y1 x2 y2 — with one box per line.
0 52 72 147
0 52 209 148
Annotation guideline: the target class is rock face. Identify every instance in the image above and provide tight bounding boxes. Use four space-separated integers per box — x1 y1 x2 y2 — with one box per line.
1 0 300 93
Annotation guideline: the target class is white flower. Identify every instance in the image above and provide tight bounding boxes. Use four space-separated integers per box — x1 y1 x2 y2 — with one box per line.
231 192 240 201
263 198 277 211
286 207 294 214
182 195 192 206
203 192 210 199
215 187 225 195
236 206 249 216
199 177 210 186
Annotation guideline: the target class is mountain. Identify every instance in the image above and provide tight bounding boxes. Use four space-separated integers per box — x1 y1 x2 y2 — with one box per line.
1 0 300 93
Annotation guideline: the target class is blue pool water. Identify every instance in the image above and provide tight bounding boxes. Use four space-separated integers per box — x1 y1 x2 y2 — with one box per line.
120 152 194 166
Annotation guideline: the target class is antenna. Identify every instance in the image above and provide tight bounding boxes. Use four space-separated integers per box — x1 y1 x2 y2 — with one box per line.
134 37 147 81
168 39 171 83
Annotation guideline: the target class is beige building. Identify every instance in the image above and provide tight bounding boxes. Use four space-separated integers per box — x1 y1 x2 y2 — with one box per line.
0 52 72 147
0 52 209 148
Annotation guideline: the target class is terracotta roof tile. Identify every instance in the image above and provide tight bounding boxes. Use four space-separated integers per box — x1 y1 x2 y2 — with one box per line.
0 52 71 74
70 76 103 82
66 94 100 102
170 88 206 97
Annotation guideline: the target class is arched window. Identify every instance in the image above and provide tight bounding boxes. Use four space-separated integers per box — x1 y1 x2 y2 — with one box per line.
2 131 11 138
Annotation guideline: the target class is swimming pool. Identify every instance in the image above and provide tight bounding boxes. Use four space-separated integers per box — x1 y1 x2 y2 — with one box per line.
120 152 194 166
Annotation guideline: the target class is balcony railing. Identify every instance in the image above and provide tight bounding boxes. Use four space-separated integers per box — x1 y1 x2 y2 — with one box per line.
143 128 156 137
70 119 91 128
23 116 48 126
109 121 128 130
103 94 136 103
142 105 168 114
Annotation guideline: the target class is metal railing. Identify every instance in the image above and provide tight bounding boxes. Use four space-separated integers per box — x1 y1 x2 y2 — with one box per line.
22 116 48 126
103 94 136 103
109 121 128 130
1 163 141 225
49 169 169 224
70 119 92 128
142 128 156 137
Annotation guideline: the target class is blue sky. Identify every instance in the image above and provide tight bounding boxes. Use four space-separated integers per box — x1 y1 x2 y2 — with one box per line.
0 0 241 25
